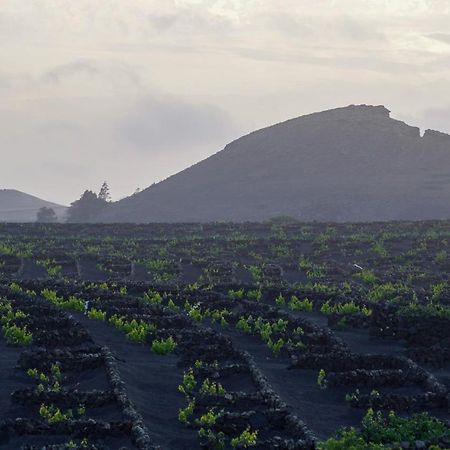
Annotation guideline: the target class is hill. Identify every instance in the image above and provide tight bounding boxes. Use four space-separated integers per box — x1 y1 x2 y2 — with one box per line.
0 190 67 222
96 104 450 223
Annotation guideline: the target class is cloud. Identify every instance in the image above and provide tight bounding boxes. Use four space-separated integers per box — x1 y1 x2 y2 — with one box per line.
40 59 144 91
260 12 315 39
0 91 239 204
146 13 180 32
230 46 420 76
427 32 450 44
42 60 101 84
117 95 239 150
145 9 233 35
1 0 450 204
333 16 385 42
264 12 384 43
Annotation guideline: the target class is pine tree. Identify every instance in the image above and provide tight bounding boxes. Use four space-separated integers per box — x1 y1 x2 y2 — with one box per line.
98 182 111 202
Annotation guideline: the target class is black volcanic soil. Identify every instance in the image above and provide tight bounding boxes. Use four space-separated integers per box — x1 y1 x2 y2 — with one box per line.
211 324 363 439
72 312 199 449
0 335 27 421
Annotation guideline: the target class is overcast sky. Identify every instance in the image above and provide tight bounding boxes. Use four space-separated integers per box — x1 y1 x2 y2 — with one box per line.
1 0 450 205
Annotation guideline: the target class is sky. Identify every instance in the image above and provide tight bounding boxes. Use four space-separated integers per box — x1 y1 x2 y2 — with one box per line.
1 0 450 205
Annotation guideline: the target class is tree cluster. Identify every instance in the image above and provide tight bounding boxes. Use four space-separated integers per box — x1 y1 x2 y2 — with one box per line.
36 207 58 223
66 182 111 223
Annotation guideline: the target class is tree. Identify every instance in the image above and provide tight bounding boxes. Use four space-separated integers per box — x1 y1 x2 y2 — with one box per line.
36 207 57 223
66 190 107 223
98 182 111 202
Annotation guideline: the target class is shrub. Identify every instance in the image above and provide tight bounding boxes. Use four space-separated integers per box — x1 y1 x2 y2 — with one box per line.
186 283 199 292
318 428 384 450
126 326 148 343
289 295 313 312
2 323 33 346
36 258 62 277
398 302 450 318
371 242 387 257
254 317 272 342
320 300 372 317
434 250 447 264
298 255 313 271
151 336 177 355
199 378 226 397
231 427 258 448
188 306 205 322
211 308 231 325
345 389 360 403
275 293 286 307
39 403 73 424
367 283 401 303
228 288 245 299
167 299 180 311
178 368 196 395
247 288 262 301
178 400 195 424
247 265 263 284
9 282 23 292
196 408 222 427
0 308 27 324
87 308 106 321
267 337 284 356
143 290 163 305
317 369 327 389
431 282 449 301
119 286 127 295
27 363 63 392
236 316 252 333
361 409 449 444
272 318 288 333
354 270 377 285
41 289 84 312
109 315 156 343
198 428 226 449
319 409 449 449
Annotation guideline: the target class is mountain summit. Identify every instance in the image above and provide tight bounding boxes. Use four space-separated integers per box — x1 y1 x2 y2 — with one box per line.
96 104 450 222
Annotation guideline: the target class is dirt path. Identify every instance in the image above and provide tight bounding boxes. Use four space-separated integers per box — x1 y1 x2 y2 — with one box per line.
332 328 405 357
71 313 198 450
0 335 28 421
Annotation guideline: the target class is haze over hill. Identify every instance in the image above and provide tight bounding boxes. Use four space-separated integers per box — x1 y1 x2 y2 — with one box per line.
0 190 67 223
91 105 450 223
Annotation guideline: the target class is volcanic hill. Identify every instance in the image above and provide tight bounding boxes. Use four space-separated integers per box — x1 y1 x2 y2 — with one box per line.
0 189 67 222
96 105 450 222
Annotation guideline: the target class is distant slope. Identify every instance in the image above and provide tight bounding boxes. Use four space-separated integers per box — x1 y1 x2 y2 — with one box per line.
0 190 67 222
96 104 450 223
